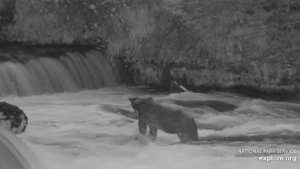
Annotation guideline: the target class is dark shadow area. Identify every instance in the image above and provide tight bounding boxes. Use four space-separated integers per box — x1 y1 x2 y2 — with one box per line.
169 134 300 146
147 84 299 103
198 134 300 143
0 42 99 62
186 85 299 103
158 99 238 112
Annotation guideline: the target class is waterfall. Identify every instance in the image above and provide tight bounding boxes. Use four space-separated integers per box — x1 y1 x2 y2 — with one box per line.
0 50 118 97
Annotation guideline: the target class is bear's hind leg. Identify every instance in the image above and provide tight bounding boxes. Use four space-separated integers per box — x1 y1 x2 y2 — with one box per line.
187 131 199 142
178 119 199 142
177 133 192 142
184 119 199 141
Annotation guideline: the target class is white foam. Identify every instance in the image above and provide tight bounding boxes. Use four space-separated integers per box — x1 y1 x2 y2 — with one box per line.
1 87 299 169
0 127 45 169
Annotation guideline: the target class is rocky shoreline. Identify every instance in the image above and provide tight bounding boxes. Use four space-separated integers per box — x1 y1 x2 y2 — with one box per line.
138 64 298 95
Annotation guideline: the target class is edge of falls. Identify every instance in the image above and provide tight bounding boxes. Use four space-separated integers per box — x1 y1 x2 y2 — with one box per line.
0 50 119 97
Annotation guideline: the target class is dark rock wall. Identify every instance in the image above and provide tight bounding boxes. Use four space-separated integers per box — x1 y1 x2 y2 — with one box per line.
132 0 300 92
0 42 98 62
0 0 16 41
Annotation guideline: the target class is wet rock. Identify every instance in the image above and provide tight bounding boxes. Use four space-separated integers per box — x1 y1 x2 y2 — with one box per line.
0 102 28 134
99 105 138 120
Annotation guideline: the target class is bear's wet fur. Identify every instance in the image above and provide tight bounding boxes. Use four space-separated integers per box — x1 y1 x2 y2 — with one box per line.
128 97 199 142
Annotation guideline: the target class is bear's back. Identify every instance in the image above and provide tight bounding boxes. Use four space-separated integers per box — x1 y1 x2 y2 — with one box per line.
135 98 192 120
147 102 196 134
143 101 190 121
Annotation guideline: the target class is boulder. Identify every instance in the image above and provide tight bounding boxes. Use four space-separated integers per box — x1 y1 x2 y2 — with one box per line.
0 102 28 134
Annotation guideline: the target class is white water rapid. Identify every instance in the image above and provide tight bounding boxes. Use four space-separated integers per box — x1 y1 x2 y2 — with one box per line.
0 87 299 169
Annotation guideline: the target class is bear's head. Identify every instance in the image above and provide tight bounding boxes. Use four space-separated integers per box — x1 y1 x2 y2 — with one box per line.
128 97 154 115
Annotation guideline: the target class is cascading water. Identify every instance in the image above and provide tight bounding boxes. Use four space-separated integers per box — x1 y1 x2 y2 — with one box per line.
1 46 298 169
0 50 118 97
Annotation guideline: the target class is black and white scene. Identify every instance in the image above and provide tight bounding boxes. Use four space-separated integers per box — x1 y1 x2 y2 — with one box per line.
0 0 299 169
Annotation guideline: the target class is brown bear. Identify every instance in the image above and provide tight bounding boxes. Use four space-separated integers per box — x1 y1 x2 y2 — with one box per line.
128 97 199 142
160 62 187 93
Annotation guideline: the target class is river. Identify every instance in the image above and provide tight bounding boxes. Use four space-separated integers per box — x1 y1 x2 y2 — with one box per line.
1 86 299 169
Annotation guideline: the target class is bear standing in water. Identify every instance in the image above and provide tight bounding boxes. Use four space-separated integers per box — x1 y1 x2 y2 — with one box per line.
128 97 199 142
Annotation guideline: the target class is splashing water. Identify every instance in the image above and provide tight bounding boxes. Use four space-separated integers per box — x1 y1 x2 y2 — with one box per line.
1 87 299 169
178 85 188 92
0 127 45 169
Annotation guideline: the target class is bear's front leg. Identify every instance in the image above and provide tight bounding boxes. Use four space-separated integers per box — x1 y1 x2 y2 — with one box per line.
149 126 158 141
138 120 147 135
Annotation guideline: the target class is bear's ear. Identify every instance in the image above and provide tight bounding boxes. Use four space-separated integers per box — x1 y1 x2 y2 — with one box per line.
128 97 140 104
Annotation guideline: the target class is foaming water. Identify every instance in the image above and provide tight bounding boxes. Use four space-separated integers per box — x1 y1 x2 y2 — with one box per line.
2 87 300 169
0 127 45 169
0 50 118 97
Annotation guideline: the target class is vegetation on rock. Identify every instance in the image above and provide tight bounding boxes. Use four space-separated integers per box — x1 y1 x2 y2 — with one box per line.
165 0 300 91
1 0 300 91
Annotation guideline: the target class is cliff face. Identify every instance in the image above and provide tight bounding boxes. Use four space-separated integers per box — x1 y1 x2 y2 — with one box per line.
160 0 300 92
130 0 300 92
0 0 300 92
